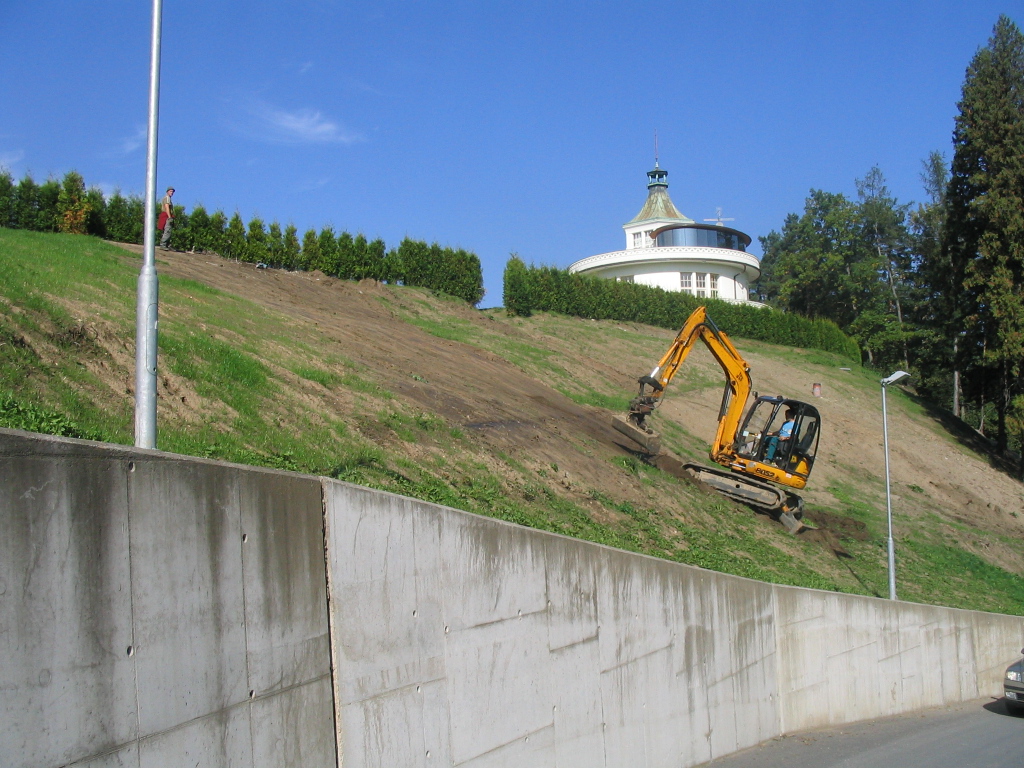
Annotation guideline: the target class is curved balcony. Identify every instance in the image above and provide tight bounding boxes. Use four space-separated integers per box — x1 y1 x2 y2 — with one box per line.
568 246 761 278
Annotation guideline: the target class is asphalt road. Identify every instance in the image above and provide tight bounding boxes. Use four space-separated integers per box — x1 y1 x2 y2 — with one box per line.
698 698 1022 768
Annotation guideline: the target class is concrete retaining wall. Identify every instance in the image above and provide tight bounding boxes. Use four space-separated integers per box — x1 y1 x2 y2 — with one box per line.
3 430 1023 767
0 431 335 768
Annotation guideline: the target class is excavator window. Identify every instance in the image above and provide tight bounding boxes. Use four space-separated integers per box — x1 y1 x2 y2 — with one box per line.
736 399 784 461
735 399 820 478
786 413 819 476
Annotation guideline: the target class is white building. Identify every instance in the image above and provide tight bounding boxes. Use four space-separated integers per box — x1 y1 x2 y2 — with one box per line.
568 164 762 304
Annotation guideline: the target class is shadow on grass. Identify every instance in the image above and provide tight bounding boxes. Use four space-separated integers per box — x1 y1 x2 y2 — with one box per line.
907 391 1022 481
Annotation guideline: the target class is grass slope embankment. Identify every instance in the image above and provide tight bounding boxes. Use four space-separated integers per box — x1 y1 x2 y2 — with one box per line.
2 228 1023 614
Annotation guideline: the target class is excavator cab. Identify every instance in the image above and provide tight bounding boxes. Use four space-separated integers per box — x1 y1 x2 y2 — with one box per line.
735 397 820 481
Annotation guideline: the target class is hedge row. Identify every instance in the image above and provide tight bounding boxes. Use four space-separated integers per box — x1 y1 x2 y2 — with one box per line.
503 257 860 359
0 170 485 306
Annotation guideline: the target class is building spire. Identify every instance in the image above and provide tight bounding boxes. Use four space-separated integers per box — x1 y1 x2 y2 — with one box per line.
648 129 668 188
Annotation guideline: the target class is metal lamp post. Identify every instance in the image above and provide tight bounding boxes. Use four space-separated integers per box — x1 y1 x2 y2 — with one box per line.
881 370 910 600
135 0 164 448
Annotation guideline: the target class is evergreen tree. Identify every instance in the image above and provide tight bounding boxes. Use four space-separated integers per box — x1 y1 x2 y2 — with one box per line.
207 210 227 254
351 234 369 280
299 229 320 272
188 204 212 252
85 187 106 237
13 175 40 230
909 152 958 410
316 226 339 275
943 15 1024 452
267 221 284 268
36 178 60 232
0 170 15 228
103 190 144 243
223 212 247 260
336 231 355 278
245 216 269 264
355 237 386 280
282 224 300 270
56 171 90 235
380 245 403 284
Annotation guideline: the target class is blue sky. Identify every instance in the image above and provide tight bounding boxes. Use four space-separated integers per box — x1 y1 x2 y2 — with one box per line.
1 2 1016 307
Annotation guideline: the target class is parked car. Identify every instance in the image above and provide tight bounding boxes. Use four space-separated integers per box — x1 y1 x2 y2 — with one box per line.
1005 650 1024 715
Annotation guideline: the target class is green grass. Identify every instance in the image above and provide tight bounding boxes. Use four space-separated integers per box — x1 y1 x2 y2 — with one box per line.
162 331 271 415
899 538 1024 615
3 228 1023 616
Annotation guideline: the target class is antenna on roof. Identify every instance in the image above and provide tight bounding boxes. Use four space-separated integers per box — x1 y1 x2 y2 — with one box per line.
704 207 735 226
654 129 659 168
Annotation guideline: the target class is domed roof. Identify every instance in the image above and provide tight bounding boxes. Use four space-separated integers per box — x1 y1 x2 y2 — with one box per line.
627 164 693 225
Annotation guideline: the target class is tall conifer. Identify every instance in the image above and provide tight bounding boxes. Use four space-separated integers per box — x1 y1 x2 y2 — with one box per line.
944 15 1024 451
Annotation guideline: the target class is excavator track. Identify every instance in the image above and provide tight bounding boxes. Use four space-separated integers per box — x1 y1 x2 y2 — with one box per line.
682 463 805 533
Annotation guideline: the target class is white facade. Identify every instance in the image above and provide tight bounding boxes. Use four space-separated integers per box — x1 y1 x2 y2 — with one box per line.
568 164 763 305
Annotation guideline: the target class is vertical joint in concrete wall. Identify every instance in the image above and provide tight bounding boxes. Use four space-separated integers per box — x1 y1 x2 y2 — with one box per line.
321 479 344 767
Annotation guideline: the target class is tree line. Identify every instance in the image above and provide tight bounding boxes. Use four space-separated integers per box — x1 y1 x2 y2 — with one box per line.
503 256 859 359
0 170 485 306
756 16 1024 459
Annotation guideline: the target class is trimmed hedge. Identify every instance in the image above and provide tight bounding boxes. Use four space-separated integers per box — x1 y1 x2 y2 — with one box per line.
0 170 485 306
503 258 860 359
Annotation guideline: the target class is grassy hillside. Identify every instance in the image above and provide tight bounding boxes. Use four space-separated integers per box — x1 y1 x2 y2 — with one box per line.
2 228 1023 615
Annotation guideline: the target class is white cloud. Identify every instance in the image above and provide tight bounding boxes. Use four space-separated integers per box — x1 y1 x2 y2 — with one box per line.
0 149 25 171
296 176 331 192
120 125 147 155
235 100 362 145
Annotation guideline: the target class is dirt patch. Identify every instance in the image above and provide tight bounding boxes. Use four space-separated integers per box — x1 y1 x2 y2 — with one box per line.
100 244 1024 565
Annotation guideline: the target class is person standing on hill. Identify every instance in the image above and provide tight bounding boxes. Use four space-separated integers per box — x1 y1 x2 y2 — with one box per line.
157 187 175 249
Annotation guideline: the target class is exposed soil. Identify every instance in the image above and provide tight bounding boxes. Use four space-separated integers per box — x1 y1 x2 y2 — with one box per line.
107 244 1024 567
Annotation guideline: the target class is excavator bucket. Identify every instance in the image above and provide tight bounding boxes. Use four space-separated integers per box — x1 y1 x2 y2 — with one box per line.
611 414 661 454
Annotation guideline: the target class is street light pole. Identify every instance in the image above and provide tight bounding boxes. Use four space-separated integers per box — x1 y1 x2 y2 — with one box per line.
881 370 910 601
135 0 164 449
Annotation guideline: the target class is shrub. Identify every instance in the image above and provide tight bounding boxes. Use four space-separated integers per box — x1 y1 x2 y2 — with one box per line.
0 170 15 228
103 190 144 243
503 257 859 358
56 171 90 235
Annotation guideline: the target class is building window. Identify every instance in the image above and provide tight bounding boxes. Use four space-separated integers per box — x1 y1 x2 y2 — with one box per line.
680 272 692 293
645 230 654 245
618 275 634 283
710 273 719 299
632 232 643 249
695 273 706 298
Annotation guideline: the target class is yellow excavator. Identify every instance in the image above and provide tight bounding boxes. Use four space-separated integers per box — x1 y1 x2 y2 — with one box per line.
612 306 821 530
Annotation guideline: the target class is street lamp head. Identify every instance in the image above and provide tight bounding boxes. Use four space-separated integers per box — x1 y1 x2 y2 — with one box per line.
881 370 911 387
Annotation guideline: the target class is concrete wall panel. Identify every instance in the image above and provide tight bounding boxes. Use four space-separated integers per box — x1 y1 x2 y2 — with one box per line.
138 706 252 768
240 473 331 695
325 486 446 705
445 613 554 764
128 459 249 737
549 638 605 766
0 436 137 768
250 678 337 768
973 614 1024 690
71 744 140 768
6 430 1024 768
1 431 334 768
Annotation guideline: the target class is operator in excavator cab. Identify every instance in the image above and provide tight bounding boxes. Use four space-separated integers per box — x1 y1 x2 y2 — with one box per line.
764 408 796 464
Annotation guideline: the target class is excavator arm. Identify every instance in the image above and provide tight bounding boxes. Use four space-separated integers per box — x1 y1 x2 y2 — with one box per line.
612 306 817 532
626 306 751 461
